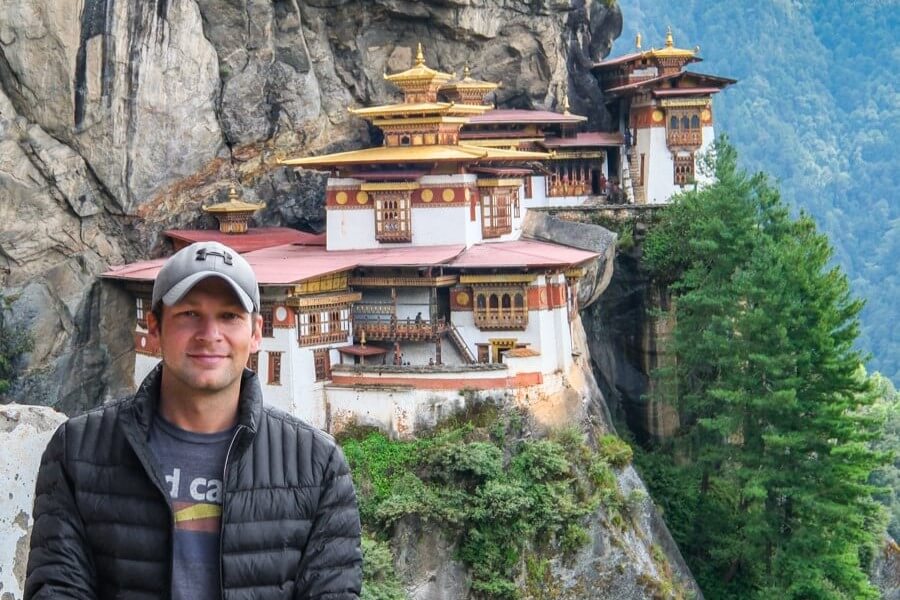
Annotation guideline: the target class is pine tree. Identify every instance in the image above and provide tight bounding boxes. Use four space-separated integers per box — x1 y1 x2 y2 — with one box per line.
640 138 886 599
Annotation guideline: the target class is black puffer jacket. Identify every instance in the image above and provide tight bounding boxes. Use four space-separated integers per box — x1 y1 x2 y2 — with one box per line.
25 365 362 599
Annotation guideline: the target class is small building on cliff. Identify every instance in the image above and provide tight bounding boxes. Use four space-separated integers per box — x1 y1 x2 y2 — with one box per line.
592 28 736 204
103 45 616 436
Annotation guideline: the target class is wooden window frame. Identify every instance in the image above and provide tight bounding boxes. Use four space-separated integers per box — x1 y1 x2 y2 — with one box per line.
314 348 332 382
136 296 149 329
260 305 274 338
267 351 282 385
472 287 528 330
247 352 259 372
298 307 351 346
674 154 695 186
374 191 412 243
481 191 512 238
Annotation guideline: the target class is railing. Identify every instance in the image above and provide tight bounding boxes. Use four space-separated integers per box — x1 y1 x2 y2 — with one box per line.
354 315 449 341
298 330 350 347
472 310 528 330
666 129 702 147
446 322 477 364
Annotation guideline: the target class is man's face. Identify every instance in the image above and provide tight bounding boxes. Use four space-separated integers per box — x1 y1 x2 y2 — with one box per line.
147 277 262 400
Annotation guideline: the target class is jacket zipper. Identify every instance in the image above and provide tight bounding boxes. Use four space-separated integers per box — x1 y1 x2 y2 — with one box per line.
220 424 246 599
122 417 177 600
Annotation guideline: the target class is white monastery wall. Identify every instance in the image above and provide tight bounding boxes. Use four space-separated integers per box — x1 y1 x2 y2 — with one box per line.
326 208 377 250
1 404 67 600
411 205 470 246
646 127 675 204
394 288 431 320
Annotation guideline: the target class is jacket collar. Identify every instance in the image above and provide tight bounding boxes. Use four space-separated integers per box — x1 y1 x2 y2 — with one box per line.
131 364 263 435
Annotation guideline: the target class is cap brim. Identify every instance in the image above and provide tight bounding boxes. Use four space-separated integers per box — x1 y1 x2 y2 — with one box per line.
161 272 255 312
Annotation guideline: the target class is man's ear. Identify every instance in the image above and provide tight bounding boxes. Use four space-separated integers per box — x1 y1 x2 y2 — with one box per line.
250 313 263 353
147 310 160 340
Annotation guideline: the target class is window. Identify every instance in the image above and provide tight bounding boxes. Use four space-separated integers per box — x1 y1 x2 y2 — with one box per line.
267 351 282 385
260 305 274 337
246 352 259 372
674 154 695 185
481 191 512 238
472 287 528 330
670 115 679 129
298 308 351 346
666 110 702 147
314 348 331 382
375 192 412 242
136 297 149 328
523 176 533 200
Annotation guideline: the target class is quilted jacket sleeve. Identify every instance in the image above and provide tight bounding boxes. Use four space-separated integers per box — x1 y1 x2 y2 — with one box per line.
24 424 98 600
294 442 363 600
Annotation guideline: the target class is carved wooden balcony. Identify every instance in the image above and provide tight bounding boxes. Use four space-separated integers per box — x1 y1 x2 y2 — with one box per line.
666 129 702 148
472 311 528 330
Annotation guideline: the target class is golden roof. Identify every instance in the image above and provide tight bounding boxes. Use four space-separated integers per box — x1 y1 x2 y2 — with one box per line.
440 65 500 94
202 187 265 214
349 102 492 118
281 144 549 168
384 43 454 85
644 27 697 60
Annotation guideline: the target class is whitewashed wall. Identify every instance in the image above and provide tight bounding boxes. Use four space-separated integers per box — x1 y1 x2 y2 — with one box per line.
1 404 68 600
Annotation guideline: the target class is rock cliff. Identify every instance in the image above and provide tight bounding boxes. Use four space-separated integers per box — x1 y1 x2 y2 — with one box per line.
0 0 622 411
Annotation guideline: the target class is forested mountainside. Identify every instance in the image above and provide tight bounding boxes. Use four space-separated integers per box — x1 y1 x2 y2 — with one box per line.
618 0 899 384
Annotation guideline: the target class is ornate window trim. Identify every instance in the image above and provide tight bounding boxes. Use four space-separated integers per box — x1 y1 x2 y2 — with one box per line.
374 191 412 242
473 286 528 330
298 307 352 346
481 190 513 238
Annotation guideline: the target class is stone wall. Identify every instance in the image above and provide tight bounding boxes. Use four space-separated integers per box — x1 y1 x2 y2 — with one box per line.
0 404 66 600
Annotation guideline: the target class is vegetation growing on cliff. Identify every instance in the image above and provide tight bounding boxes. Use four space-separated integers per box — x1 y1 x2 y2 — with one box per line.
340 406 645 600
638 140 887 599
0 294 32 396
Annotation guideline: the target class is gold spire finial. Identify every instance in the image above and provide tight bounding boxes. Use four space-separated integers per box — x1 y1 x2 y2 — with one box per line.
635 32 642 49
562 92 571 115
665 26 674 48
415 43 425 66
463 63 471 79
228 185 240 202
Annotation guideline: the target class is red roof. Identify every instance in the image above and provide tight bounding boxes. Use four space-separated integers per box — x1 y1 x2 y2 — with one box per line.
592 52 644 69
338 345 389 356
103 240 596 286
605 71 736 95
165 228 325 252
468 109 586 125
449 239 598 269
541 132 624 148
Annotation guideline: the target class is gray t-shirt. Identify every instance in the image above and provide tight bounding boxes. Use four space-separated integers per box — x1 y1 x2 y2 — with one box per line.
148 415 236 600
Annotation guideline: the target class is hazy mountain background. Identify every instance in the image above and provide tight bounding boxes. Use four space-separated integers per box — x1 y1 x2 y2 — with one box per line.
616 0 898 383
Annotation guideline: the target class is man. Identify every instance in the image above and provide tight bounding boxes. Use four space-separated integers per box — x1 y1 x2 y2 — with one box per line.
24 241 362 599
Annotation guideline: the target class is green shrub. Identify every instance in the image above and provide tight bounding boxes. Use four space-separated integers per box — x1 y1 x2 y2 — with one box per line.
360 536 408 600
598 434 634 467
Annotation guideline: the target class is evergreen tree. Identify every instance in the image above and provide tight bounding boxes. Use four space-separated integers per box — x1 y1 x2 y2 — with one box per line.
640 139 886 599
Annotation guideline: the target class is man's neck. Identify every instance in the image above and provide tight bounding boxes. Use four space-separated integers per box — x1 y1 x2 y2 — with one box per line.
158 374 241 433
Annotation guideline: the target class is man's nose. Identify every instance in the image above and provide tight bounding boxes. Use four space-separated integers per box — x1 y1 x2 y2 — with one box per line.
195 316 222 340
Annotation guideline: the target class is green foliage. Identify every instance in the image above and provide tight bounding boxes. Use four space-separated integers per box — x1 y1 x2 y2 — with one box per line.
867 373 900 539
0 294 32 396
342 413 628 599
637 139 887 599
597 434 634 468
360 536 409 600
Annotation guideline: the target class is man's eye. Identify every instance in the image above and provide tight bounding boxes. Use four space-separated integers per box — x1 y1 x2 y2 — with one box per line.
222 313 240 321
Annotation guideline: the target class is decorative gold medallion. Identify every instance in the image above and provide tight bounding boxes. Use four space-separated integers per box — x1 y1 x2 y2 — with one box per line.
442 188 456 202
456 291 470 306
335 191 348 205
701 108 712 122
356 191 369 204
421 188 434 203
652 109 664 123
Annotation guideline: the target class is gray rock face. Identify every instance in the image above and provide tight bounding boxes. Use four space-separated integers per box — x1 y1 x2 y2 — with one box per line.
0 0 622 408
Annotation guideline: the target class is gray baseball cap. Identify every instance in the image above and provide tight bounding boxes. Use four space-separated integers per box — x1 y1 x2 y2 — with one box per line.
151 241 260 313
